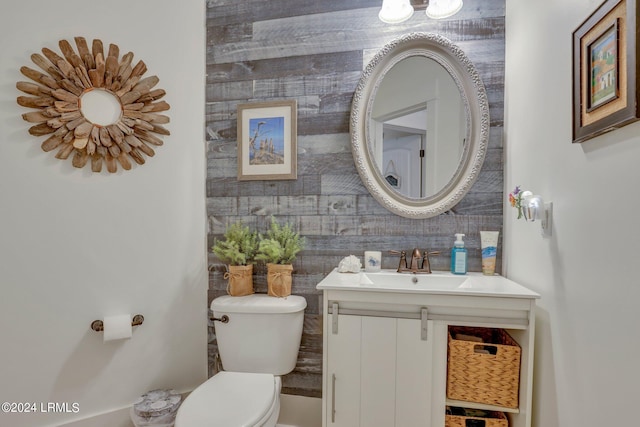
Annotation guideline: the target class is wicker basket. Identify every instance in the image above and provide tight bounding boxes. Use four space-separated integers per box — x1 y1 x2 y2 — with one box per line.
447 326 521 408
445 406 508 427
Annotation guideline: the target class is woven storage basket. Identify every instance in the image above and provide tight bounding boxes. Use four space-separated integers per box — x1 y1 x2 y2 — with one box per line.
445 407 508 427
447 326 521 408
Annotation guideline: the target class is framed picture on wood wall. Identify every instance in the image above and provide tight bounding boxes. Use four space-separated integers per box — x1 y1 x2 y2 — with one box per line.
237 100 297 180
572 0 640 143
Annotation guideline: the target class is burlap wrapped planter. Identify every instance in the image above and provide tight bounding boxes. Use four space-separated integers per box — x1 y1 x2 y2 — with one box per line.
224 264 254 296
266 263 293 297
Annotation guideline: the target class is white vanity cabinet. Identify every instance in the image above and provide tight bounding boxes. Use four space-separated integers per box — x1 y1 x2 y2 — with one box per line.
317 269 540 427
326 313 433 427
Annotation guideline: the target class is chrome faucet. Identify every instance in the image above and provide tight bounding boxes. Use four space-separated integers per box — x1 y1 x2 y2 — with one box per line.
390 248 440 274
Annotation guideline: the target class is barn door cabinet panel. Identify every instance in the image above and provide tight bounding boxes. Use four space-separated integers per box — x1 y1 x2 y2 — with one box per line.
317 269 540 427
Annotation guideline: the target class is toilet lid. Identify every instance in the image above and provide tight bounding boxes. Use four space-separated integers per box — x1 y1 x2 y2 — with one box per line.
175 371 277 427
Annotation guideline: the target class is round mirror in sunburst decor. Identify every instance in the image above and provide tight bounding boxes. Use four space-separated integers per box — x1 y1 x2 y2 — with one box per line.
16 37 170 173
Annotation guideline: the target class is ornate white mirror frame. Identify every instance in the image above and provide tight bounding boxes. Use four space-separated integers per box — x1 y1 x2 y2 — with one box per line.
351 32 489 218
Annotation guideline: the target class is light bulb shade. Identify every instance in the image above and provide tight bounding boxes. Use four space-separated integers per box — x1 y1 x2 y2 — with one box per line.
379 0 414 24
522 194 544 222
426 0 463 19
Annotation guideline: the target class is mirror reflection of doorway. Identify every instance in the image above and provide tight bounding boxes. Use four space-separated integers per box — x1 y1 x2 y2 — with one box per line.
370 55 466 200
380 104 427 198
382 127 424 198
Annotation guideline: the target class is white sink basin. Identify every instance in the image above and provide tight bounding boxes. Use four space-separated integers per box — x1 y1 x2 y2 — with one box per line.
316 268 541 298
361 270 467 290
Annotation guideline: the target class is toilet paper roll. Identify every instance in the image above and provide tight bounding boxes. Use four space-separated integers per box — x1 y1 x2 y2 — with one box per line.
103 314 132 342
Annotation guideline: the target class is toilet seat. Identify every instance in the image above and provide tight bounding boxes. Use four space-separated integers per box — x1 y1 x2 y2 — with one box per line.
174 371 280 427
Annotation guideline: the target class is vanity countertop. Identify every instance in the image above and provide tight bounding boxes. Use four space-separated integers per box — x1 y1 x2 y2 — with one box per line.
316 268 540 299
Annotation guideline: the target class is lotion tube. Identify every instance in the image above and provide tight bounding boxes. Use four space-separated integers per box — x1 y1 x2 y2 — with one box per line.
480 231 499 275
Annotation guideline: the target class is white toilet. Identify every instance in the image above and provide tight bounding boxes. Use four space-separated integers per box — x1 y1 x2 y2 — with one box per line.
175 293 307 427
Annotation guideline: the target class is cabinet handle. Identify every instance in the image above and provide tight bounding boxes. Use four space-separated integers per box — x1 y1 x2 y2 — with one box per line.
421 307 428 341
331 373 336 423
332 302 339 334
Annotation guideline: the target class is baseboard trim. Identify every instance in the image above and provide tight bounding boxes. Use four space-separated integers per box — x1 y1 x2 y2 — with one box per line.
58 406 133 427
58 393 322 427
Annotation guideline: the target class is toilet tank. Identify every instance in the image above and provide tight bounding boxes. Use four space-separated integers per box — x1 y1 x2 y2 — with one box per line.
211 294 307 375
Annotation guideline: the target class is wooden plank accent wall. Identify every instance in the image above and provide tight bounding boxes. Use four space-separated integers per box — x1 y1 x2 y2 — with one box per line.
206 0 505 397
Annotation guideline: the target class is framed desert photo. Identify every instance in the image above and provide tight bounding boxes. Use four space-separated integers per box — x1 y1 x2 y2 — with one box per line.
237 100 297 180
572 0 640 143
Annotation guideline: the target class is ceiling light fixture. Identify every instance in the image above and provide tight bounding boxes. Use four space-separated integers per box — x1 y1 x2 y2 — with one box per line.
425 0 463 19
378 0 415 24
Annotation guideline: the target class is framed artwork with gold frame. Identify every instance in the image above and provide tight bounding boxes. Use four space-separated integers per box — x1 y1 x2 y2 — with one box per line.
572 0 640 143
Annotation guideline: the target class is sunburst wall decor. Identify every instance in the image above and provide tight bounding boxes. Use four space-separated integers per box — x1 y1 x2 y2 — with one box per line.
16 37 170 173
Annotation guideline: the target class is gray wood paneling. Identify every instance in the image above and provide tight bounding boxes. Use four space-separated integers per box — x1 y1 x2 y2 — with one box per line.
206 0 505 398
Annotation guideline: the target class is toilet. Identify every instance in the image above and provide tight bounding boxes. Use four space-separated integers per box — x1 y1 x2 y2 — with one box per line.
175 293 307 427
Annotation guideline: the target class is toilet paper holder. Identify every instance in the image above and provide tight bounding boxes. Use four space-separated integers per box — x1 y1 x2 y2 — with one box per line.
91 314 144 332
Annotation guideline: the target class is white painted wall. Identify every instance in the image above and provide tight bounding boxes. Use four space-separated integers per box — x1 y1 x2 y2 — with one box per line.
505 0 640 425
0 1 207 426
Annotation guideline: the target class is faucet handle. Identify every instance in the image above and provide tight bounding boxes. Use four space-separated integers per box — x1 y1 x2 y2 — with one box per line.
389 250 408 272
421 249 440 274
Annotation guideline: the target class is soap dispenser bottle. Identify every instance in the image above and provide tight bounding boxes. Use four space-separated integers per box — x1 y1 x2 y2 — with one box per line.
450 233 467 275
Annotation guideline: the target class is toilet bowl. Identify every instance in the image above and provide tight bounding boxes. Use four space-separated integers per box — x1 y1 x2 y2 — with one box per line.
174 371 281 427
174 294 306 427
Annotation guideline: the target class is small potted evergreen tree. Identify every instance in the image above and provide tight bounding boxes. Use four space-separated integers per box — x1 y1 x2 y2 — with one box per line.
211 221 258 296
255 217 305 297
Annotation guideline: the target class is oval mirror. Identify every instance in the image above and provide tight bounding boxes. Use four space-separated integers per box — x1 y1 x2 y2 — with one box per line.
351 33 489 218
